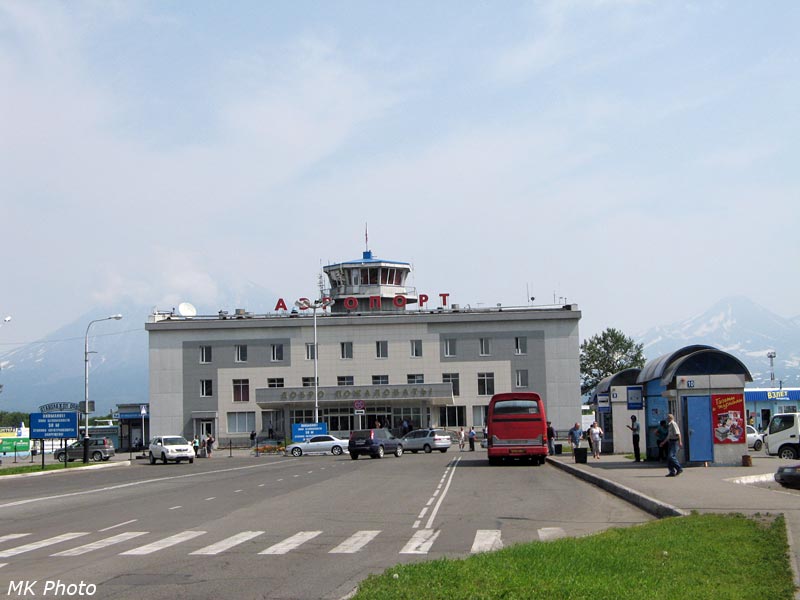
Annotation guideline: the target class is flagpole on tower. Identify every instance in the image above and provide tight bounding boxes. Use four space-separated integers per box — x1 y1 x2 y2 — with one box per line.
365 222 369 252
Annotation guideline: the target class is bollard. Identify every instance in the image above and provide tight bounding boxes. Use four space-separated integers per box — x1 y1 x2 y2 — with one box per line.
229 439 233 458
742 454 752 467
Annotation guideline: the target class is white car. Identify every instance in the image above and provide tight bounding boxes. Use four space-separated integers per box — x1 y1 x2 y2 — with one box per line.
400 429 452 453
285 435 349 457
746 425 764 452
149 436 195 464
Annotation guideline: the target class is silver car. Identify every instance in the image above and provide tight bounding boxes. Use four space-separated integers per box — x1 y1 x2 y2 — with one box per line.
401 429 452 453
285 435 349 457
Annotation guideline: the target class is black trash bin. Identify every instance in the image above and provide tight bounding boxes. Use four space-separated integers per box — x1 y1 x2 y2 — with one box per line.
574 447 588 463
554 443 563 455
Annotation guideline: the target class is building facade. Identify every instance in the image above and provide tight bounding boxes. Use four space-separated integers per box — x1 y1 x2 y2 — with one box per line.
146 251 582 444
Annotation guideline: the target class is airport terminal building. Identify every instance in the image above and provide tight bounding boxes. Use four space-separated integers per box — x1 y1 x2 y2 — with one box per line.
145 250 582 445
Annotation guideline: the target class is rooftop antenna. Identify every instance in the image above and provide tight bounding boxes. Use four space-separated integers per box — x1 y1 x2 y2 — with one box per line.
365 222 369 253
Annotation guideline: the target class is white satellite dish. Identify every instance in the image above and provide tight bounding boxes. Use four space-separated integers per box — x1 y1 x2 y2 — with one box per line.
178 302 197 317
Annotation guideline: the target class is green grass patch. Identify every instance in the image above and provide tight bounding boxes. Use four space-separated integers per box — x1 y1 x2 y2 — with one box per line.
0 461 93 476
354 513 795 600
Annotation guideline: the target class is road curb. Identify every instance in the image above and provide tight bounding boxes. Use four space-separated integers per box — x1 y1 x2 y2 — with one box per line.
546 457 689 518
0 460 131 480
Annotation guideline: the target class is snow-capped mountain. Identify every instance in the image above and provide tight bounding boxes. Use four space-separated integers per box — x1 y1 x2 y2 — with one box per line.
637 296 800 387
0 281 277 414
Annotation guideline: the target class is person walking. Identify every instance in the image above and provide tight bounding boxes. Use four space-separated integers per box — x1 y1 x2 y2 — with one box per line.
458 427 466 451
249 430 257 448
660 413 683 477
589 421 603 459
192 436 200 457
627 415 641 462
567 422 583 461
468 427 476 451
546 421 556 456
205 433 215 459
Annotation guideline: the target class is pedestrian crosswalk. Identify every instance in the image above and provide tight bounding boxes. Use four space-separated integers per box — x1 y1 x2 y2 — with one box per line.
0 526 567 563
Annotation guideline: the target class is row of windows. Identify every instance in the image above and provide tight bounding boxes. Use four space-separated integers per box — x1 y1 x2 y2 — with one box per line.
200 370 532 401
198 336 529 364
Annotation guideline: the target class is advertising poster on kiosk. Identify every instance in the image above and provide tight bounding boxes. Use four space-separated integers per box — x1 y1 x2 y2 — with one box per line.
711 393 745 444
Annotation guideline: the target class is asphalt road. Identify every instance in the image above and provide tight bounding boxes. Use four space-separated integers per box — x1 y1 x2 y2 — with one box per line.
0 451 652 599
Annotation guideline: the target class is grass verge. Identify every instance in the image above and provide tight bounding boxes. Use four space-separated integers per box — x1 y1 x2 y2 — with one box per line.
353 513 795 600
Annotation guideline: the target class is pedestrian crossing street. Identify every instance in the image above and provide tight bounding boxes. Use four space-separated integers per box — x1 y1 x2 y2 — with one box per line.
0 526 567 564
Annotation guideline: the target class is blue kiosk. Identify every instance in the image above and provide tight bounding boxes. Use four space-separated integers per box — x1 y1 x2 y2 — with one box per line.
597 345 753 466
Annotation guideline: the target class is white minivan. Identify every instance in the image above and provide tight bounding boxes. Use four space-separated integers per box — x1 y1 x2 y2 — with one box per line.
764 413 800 460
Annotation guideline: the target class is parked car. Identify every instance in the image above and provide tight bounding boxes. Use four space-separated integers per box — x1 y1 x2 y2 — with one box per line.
774 464 800 489
149 436 194 464
348 428 403 459
285 435 349 457
54 438 115 462
401 429 451 453
746 425 764 451
764 413 800 460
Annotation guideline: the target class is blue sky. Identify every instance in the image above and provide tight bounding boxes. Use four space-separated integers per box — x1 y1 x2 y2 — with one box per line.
1 1 798 349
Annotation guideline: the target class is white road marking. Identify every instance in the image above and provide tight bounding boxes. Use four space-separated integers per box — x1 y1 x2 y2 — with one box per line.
258 484 265 487
424 457 461 529
0 534 30 544
400 529 440 554
0 459 297 509
0 532 89 558
417 507 429 520
471 530 503 553
99 520 137 532
329 530 380 554
425 498 434 506
259 531 322 555
0 563 6 569
234 490 243 493
190 531 264 555
412 520 421 529
277 478 284 482
120 531 206 555
538 527 566 541
169 506 182 510
51 532 148 556
205 497 215 501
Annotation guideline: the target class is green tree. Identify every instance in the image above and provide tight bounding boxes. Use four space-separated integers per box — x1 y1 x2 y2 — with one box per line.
0 411 30 428
580 328 645 395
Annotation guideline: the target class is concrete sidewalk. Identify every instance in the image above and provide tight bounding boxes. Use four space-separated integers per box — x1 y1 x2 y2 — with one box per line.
548 454 800 596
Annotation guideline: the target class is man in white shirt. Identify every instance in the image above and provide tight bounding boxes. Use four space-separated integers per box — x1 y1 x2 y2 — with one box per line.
660 413 683 477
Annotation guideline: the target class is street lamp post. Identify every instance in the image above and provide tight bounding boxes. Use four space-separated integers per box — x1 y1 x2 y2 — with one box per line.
83 314 123 463
294 297 334 423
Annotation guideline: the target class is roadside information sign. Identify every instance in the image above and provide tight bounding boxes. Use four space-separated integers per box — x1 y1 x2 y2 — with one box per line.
292 422 328 442
30 411 79 439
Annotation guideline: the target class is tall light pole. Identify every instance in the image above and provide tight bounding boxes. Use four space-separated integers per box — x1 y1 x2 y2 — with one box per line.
767 351 777 385
83 314 123 463
294 298 334 423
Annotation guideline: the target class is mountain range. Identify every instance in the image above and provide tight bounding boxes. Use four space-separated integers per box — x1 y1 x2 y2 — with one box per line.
1 295 797 415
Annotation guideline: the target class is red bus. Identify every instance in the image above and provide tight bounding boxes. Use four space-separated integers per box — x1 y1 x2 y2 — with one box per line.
486 392 548 465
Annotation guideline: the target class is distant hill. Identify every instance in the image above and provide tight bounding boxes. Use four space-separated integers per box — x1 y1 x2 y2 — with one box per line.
636 296 800 387
0 281 277 415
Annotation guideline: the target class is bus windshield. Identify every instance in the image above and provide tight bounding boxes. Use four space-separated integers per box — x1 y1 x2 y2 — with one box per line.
492 400 540 415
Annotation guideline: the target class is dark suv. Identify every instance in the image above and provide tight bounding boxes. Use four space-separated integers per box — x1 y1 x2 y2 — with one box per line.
54 438 116 462
348 429 403 459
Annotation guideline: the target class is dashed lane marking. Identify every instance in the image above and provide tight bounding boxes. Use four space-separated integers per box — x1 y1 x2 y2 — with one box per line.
259 531 322 555
51 532 148 557
328 530 381 554
471 530 503 553
190 531 265 555
0 533 89 558
120 531 206 555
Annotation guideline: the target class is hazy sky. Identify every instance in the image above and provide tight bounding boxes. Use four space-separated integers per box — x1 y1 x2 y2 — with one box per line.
1 1 798 350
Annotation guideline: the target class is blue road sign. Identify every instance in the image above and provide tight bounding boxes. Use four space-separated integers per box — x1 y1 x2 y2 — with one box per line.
291 422 328 442
30 412 79 439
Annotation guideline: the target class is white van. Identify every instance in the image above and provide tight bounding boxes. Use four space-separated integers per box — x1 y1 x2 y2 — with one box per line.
764 413 800 460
